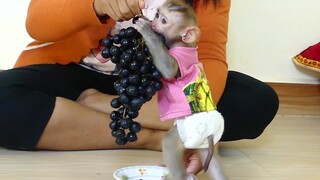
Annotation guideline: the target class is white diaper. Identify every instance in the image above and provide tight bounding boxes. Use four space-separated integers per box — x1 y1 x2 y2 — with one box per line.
175 110 224 149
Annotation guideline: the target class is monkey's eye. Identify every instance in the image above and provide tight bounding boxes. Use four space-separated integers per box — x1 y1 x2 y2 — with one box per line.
161 18 167 24
155 12 159 19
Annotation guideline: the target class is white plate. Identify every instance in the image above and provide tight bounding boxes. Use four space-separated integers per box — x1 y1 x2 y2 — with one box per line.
113 165 169 180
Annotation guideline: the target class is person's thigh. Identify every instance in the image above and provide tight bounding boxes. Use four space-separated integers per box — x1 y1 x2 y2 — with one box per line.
0 63 117 149
0 63 117 99
217 71 279 141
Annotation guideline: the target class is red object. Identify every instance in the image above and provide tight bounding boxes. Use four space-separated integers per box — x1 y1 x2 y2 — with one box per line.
292 42 320 72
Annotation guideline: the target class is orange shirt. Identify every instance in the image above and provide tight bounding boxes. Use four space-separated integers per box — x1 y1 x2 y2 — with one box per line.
15 0 230 103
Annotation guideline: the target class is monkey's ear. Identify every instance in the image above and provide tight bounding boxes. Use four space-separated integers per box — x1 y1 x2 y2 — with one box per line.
181 26 201 44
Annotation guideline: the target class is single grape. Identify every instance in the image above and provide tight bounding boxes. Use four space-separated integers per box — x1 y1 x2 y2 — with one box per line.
114 80 121 91
138 86 146 95
110 111 120 120
144 95 152 102
126 48 135 55
129 61 141 71
129 122 141 133
119 94 130 104
120 78 129 87
131 39 138 47
118 29 126 38
109 120 120 130
101 48 111 58
116 137 128 145
136 51 146 62
126 132 138 142
128 74 140 84
110 46 121 56
125 27 138 38
120 118 133 129
127 109 139 119
126 85 139 97
140 77 150 87
123 52 133 62
131 98 144 110
142 60 152 69
146 85 156 98
112 129 125 139
119 59 128 68
101 37 113 48
119 68 130 78
140 64 149 74
112 34 122 44
153 80 163 91
110 98 121 108
110 55 120 64
117 86 126 95
152 69 162 79
120 38 132 48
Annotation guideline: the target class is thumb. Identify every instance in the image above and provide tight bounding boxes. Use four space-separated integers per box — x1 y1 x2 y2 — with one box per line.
138 0 145 9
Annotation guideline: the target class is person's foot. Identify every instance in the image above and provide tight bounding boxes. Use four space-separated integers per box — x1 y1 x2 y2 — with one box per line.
77 88 115 113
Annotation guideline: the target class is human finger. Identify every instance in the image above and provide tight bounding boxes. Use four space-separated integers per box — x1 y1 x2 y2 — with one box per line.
138 0 145 9
105 4 119 21
94 0 115 20
108 0 123 20
126 0 144 16
185 150 203 175
117 0 135 20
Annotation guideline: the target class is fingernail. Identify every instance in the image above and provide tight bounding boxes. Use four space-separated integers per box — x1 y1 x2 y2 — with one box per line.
139 0 145 9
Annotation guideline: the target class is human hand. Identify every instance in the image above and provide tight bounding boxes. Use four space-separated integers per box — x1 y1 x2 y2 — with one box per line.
184 150 203 175
94 0 145 21
157 150 202 179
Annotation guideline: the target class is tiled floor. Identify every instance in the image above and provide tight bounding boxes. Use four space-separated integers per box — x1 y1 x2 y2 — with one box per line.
0 83 319 179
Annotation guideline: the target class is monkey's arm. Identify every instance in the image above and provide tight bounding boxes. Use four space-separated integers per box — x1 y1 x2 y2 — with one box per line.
145 36 179 80
133 20 179 80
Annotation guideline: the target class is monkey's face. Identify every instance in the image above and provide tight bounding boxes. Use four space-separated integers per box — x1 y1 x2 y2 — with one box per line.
151 8 184 42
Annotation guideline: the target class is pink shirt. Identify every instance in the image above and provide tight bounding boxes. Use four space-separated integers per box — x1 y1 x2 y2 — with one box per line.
158 47 215 121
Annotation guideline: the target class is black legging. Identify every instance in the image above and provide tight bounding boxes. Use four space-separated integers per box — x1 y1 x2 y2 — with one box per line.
218 71 279 141
0 63 279 149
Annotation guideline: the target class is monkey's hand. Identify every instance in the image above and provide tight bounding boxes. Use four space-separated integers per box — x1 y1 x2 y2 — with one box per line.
132 19 179 80
132 18 161 45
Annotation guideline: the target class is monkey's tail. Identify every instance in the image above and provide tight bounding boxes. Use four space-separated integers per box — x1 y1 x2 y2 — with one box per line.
203 135 214 172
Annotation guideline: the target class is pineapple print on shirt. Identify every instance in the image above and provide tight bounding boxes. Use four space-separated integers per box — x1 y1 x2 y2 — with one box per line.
183 66 216 113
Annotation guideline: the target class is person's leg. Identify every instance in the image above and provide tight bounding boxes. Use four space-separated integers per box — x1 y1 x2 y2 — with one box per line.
36 96 166 151
0 64 167 150
217 71 279 141
77 88 173 131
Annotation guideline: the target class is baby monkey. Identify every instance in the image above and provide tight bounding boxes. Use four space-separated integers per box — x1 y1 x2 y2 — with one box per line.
133 1 226 179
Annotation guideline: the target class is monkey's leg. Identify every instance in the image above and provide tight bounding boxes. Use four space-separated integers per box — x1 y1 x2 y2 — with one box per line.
199 146 226 180
162 125 188 180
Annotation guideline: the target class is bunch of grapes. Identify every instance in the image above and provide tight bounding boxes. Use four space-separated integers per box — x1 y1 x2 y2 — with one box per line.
101 25 163 145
